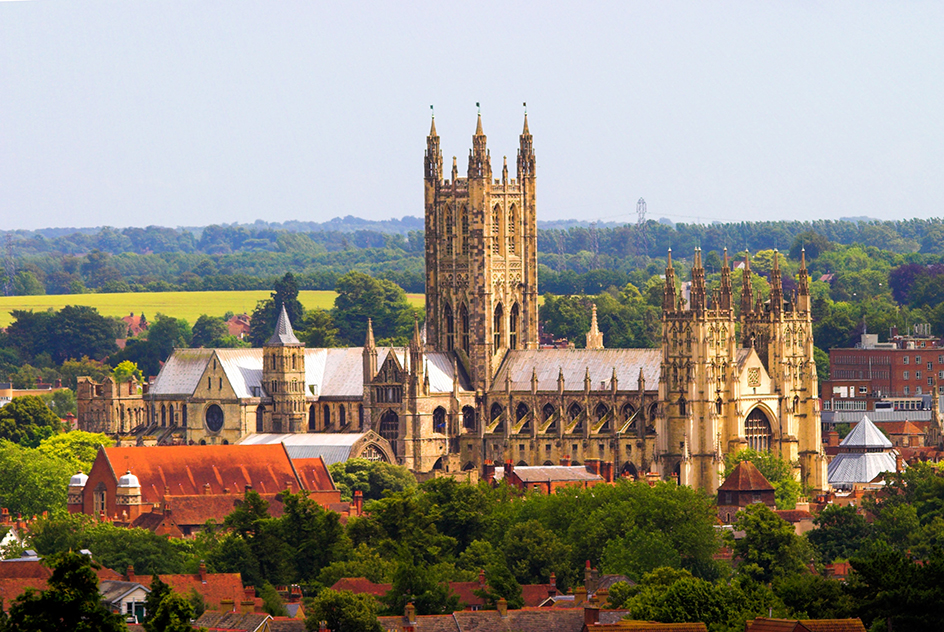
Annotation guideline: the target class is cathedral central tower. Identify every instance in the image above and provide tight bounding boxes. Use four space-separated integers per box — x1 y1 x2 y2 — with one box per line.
424 111 538 391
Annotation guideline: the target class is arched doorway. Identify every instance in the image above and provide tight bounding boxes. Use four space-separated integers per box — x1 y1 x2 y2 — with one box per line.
745 408 773 452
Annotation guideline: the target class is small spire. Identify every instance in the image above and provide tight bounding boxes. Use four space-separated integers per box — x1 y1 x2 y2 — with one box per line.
266 304 300 345
475 103 484 136
365 318 375 348
522 102 530 134
723 247 729 268
429 105 437 137
412 313 422 347
667 248 673 267
773 249 780 271
586 304 604 349
800 247 807 270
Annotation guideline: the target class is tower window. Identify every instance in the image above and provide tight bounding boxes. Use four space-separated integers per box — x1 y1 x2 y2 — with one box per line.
460 304 470 355
444 303 455 351
323 405 331 427
509 303 519 350
507 205 517 254
745 408 772 452
460 206 469 254
493 304 504 349
492 205 501 254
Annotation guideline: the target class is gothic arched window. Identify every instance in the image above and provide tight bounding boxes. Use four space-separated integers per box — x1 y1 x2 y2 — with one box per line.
678 397 687 415
258 405 266 432
380 410 399 457
462 406 476 431
323 405 331 428
493 304 504 349
339 405 346 426
460 304 470 355
516 403 529 422
568 403 582 420
444 303 454 351
492 204 502 254
542 403 555 421
444 205 454 256
460 206 469 254
508 205 517 254
745 408 773 452
433 407 447 434
509 303 519 350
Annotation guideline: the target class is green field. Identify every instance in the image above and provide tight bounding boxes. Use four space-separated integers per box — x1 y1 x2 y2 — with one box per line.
0 291 426 328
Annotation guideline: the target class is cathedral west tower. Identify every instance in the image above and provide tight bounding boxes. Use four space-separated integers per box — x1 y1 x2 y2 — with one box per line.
424 110 539 392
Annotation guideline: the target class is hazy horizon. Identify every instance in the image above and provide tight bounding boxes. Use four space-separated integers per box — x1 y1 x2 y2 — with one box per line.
2 2 943 231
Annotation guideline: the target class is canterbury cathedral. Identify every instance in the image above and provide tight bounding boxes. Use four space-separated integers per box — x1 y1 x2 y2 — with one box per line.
77 112 827 493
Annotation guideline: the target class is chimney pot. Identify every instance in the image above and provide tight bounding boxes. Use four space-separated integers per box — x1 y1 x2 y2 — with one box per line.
561 455 572 467
497 598 508 618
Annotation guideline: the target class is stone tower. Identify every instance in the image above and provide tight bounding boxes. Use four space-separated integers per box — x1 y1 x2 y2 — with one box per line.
262 305 306 433
739 249 826 490
659 248 737 491
424 110 539 391
659 248 826 493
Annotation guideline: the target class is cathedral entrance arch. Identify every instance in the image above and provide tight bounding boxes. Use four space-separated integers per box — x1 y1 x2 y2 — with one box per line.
745 407 773 452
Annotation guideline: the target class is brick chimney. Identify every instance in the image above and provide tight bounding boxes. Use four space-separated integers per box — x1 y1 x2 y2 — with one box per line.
240 598 254 614
353 490 364 516
574 585 587 606
478 569 486 589
585 459 600 476
584 603 600 626
244 586 255 600
505 460 514 478
199 561 207 581
560 455 572 467
483 460 496 484
826 430 840 447
896 453 904 473
497 598 508 618
548 573 557 597
405 602 416 626
126 565 135 582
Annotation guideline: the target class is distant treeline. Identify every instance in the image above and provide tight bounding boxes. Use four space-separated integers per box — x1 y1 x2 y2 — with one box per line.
3 217 944 296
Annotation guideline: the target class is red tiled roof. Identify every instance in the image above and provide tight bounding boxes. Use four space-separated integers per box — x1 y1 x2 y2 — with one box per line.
0 578 48 606
161 572 245 611
774 510 813 523
195 611 271 632
718 461 774 492
599 623 708 631
0 561 50 580
860 421 927 436
330 577 391 596
745 619 866 632
100 444 317 503
522 584 557 607
291 457 335 491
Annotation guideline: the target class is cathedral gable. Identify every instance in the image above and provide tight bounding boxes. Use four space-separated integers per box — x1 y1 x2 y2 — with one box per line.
735 348 773 395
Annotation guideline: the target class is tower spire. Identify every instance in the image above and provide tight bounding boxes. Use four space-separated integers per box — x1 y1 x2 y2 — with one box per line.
770 249 783 315
468 103 490 179
690 248 706 313
740 250 753 317
586 304 604 349
365 318 375 349
518 102 535 180
663 249 677 311
425 105 442 182
797 247 811 312
719 247 732 311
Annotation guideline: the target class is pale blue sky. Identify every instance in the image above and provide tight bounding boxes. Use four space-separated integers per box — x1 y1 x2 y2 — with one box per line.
2 1 943 230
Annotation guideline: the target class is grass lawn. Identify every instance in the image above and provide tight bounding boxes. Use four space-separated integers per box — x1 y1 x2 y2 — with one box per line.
0 291 426 327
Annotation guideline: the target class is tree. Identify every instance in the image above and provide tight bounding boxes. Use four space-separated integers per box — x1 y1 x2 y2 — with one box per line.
39 388 77 417
191 315 229 348
260 582 288 617
332 271 415 345
37 431 111 472
733 503 811 583
501 520 571 586
143 574 173 631
58 357 112 390
807 504 871 563
249 273 306 346
5 551 125 632
52 305 120 363
473 561 523 610
0 396 62 447
146 592 195 632
328 459 417 502
306 589 383 632
775 573 854 620
13 270 45 296
381 558 462 615
298 309 341 348
112 360 143 384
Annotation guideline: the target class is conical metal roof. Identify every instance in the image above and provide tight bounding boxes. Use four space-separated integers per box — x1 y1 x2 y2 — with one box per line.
840 415 892 449
266 304 301 345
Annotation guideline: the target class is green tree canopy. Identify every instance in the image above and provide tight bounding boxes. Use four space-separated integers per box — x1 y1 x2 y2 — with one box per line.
306 589 383 632
332 271 416 346
328 458 417 502
37 431 111 472
5 551 126 632
0 396 62 447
